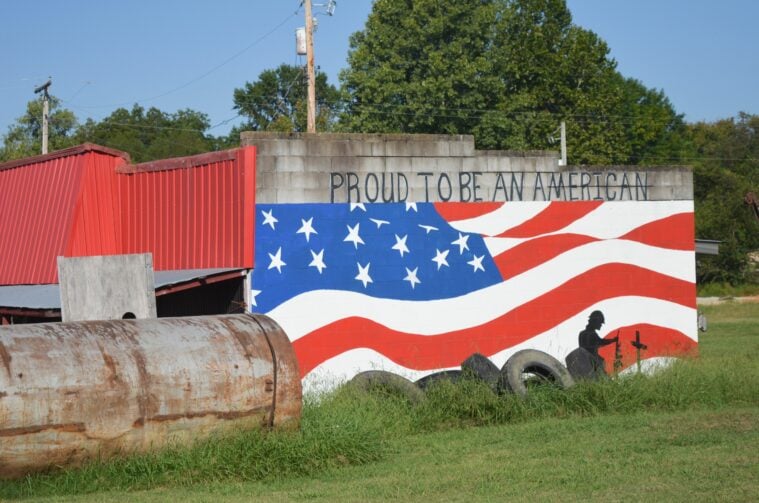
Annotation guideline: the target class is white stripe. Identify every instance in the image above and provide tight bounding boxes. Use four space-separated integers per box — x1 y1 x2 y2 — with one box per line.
268 241 694 340
558 201 693 238
449 200 693 239
447 202 548 236
301 348 447 396
618 357 679 376
483 236 525 255
299 297 696 388
483 202 694 256
486 239 695 283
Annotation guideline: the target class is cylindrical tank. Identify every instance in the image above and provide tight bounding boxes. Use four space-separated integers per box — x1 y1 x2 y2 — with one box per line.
0 314 301 478
296 27 307 55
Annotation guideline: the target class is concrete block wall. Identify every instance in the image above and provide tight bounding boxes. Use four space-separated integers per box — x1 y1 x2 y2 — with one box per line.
241 132 693 203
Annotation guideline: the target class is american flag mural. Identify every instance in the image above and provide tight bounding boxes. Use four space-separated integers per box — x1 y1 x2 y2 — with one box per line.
251 201 697 385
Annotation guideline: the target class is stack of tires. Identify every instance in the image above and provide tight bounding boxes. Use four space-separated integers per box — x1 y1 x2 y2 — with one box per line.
348 349 578 399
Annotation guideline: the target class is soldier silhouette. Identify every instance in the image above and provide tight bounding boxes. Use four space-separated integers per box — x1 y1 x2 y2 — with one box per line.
578 310 618 370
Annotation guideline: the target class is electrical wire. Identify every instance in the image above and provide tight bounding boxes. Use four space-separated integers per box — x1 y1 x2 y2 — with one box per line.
61 11 298 111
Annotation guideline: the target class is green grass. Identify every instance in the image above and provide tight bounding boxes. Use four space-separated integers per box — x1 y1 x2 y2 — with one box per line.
697 281 759 297
2 302 758 501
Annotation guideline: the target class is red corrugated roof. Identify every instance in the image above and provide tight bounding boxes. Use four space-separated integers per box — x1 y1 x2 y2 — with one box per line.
0 144 256 285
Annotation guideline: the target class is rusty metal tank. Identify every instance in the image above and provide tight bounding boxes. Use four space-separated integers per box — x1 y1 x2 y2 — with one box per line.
0 314 301 478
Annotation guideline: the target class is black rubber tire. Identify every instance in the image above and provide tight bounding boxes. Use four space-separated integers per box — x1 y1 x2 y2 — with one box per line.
461 353 500 391
565 347 608 381
348 370 424 404
415 370 462 390
498 349 575 396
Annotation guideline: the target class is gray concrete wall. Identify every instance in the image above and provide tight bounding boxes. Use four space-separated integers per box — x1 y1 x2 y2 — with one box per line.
241 132 693 203
58 254 157 322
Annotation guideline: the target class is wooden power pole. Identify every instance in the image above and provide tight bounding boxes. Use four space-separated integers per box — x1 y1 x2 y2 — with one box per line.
304 0 316 133
34 79 52 155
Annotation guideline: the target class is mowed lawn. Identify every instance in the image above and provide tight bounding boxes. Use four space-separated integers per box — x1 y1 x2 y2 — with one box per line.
4 302 759 502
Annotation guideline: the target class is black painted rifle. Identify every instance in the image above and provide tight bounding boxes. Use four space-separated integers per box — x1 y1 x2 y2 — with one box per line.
613 329 622 375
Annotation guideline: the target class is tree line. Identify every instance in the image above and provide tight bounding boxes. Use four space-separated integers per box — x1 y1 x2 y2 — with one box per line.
1 0 756 287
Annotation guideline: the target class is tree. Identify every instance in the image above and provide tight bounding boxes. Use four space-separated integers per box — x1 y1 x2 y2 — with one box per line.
75 105 216 163
613 76 688 165
340 0 684 165
687 113 759 285
341 0 500 137
232 64 342 134
0 96 78 161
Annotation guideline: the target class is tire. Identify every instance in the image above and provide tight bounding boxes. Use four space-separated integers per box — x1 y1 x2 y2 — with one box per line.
565 347 608 381
348 370 424 404
415 370 462 390
461 353 500 391
498 349 575 397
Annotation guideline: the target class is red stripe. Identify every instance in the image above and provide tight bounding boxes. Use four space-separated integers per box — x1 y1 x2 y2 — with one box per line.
497 201 603 238
494 234 595 279
598 324 698 374
620 213 695 251
493 213 696 279
434 202 503 222
293 264 695 376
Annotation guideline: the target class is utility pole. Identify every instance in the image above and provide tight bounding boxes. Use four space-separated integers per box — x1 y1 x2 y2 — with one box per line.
34 78 52 155
304 0 316 133
559 121 567 166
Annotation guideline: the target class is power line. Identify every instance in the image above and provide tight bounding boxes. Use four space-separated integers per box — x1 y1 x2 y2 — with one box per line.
61 11 298 111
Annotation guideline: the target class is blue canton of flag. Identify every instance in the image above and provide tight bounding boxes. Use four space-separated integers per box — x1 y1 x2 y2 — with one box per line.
251 202 502 313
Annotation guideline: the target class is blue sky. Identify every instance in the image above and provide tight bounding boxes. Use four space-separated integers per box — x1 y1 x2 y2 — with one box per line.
2 1 757 138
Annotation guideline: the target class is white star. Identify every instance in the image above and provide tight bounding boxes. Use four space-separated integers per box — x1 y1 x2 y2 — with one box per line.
350 203 367 212
261 209 278 230
309 249 327 274
467 254 485 272
355 262 373 288
370 218 390 229
419 224 438 234
392 234 410 257
250 289 262 307
297 217 317 242
344 223 365 248
405 202 418 212
452 233 470 254
431 249 450 270
404 267 421 289
267 247 286 273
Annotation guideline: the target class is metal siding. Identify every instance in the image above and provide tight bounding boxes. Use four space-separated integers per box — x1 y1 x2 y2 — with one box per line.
0 155 85 284
67 152 124 258
0 146 254 285
118 148 254 271
240 147 256 268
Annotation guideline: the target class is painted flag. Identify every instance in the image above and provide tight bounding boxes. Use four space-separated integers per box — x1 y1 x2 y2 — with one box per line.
251 201 697 384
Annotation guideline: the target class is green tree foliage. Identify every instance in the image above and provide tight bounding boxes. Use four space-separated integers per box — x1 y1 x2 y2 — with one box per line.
0 96 78 161
232 64 342 134
689 113 759 285
75 105 216 163
340 0 684 165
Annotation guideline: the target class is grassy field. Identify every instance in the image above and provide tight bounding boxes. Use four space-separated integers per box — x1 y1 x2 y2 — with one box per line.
2 302 757 502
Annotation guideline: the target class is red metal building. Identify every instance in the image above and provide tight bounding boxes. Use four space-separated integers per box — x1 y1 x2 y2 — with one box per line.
0 143 255 285
0 143 256 321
